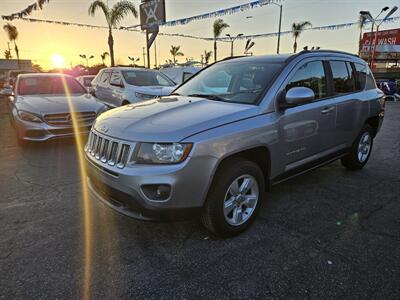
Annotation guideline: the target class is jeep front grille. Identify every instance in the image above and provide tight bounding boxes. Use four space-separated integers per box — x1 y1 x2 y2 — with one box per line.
85 130 135 169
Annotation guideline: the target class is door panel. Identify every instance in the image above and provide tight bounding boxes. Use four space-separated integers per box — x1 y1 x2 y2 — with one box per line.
278 59 337 170
280 99 336 169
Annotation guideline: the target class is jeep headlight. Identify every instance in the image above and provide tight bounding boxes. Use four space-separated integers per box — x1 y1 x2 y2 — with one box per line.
135 143 192 164
18 110 42 123
135 92 158 100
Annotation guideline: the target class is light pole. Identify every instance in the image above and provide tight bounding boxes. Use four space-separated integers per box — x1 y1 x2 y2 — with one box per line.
269 1 283 54
360 7 390 67
226 33 244 57
371 6 398 69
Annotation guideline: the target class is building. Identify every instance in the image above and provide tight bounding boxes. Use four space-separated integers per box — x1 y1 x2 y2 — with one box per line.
360 28 400 80
0 59 33 79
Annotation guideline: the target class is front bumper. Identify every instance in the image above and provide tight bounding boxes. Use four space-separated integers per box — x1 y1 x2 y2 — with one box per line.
85 148 217 221
14 117 92 141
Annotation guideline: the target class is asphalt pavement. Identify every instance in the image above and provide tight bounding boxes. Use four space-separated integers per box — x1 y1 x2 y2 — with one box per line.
0 98 399 299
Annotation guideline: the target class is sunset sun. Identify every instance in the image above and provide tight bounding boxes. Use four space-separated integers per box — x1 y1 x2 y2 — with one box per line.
50 54 65 68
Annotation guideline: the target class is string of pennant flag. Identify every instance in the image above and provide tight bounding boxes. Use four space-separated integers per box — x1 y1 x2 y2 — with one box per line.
10 15 400 42
123 0 283 29
2 0 50 21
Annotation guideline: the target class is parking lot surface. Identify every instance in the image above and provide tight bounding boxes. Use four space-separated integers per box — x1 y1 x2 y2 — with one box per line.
0 99 399 299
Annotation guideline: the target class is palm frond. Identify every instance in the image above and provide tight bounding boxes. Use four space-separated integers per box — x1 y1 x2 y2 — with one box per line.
88 0 110 25
292 21 312 37
3 23 18 41
110 0 138 27
213 19 230 38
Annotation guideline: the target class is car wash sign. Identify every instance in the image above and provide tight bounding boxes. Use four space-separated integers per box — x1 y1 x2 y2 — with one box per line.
140 0 166 31
360 28 400 60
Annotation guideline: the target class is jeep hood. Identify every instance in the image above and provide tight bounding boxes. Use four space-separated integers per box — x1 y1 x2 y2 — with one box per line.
94 96 260 142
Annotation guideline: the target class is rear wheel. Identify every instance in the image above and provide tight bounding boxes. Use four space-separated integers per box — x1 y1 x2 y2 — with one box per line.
201 158 265 237
341 124 373 170
122 100 130 106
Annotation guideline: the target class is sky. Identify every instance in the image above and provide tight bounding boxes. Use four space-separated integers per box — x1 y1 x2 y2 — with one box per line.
1 0 400 69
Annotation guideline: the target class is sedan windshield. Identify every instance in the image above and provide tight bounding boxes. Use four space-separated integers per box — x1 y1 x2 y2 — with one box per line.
18 76 86 96
122 70 175 87
173 61 283 104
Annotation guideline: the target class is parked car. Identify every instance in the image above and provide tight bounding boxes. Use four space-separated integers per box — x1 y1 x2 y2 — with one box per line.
85 50 385 237
91 67 176 107
76 75 96 89
7 73 107 145
3 69 31 88
160 66 202 85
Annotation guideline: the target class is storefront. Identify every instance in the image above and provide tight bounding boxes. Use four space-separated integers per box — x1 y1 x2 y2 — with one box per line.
360 28 400 80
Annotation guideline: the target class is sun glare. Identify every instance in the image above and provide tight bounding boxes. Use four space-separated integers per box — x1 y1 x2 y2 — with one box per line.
51 54 65 68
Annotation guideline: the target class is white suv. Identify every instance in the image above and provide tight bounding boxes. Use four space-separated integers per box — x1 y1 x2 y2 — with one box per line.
92 67 176 107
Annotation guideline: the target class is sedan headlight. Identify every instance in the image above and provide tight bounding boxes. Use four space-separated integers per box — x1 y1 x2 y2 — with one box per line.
17 110 42 123
135 92 158 100
135 143 193 164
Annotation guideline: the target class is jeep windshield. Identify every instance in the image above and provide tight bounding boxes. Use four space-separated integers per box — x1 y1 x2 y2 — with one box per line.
173 61 283 104
18 76 86 96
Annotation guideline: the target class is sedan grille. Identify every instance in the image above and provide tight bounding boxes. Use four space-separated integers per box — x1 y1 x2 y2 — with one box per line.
85 130 134 169
44 111 96 126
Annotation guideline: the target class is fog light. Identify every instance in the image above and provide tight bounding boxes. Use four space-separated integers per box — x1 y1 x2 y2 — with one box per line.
141 184 171 201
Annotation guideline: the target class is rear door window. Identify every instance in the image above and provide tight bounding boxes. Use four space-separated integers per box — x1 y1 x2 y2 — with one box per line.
286 61 328 100
354 63 367 91
330 61 356 95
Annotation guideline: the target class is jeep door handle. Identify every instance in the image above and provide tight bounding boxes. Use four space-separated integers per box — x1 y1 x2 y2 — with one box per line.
321 106 335 114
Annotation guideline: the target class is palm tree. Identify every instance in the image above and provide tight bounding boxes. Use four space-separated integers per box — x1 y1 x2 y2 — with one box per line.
3 23 19 63
79 54 94 67
100 51 109 65
88 0 138 67
4 49 12 60
204 50 212 65
170 45 184 65
213 19 229 62
358 15 367 55
292 21 312 53
128 56 140 67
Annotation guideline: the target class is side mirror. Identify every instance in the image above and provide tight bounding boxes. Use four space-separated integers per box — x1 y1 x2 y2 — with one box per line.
285 87 315 106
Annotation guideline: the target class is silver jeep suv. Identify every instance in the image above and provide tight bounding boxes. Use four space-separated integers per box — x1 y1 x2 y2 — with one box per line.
85 50 385 237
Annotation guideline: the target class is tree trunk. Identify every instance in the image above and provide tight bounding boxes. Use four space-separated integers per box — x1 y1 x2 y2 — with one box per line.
108 29 115 67
214 39 217 62
14 42 20 69
293 37 297 53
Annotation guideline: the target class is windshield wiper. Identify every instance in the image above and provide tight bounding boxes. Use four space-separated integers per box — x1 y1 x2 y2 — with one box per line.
186 94 227 101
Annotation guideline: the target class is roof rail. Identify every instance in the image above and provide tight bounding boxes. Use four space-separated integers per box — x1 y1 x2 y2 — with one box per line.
297 49 360 58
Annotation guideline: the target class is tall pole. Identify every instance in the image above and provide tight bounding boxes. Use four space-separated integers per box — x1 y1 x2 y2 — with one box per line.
154 38 157 68
230 40 234 57
367 23 375 67
142 47 146 67
371 25 380 70
146 31 150 68
277 4 282 54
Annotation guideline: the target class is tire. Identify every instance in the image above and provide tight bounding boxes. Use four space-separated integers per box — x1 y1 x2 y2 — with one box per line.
341 124 373 170
122 100 130 106
201 158 265 237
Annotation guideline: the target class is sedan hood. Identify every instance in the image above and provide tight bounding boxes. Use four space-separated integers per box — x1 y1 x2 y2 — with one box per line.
16 94 105 115
94 96 260 142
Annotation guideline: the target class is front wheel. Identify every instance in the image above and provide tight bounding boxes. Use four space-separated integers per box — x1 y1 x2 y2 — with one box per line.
201 158 265 237
341 124 373 170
